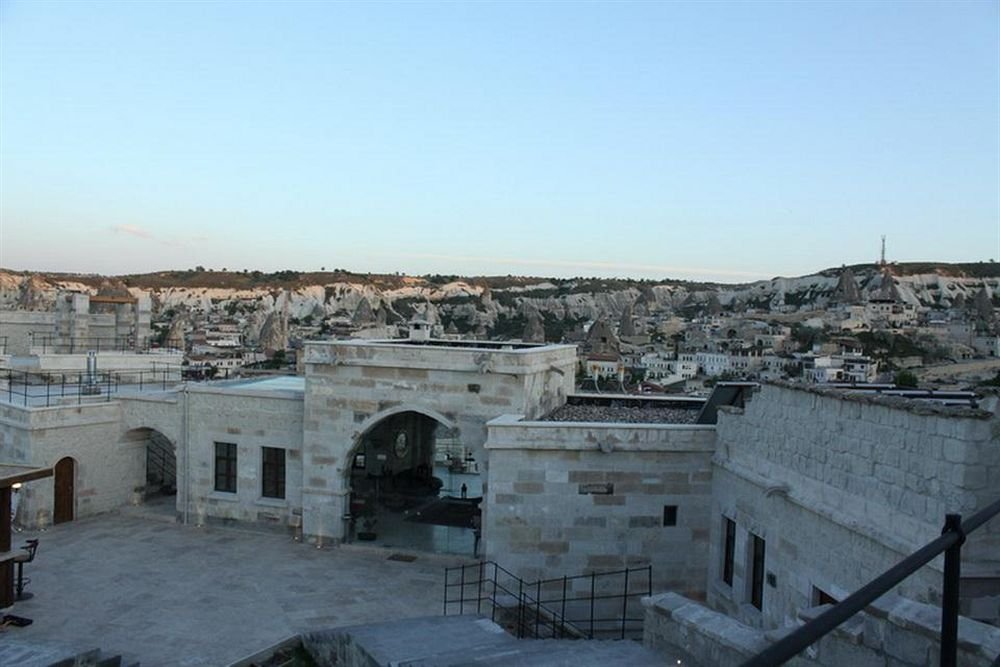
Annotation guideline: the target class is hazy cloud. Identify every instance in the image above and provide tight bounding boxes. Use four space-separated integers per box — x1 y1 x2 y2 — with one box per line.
110 224 154 239
392 253 771 281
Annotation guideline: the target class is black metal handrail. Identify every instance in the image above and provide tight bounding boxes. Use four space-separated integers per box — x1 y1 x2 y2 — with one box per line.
29 334 145 354
443 560 651 640
2 368 182 407
741 497 1000 667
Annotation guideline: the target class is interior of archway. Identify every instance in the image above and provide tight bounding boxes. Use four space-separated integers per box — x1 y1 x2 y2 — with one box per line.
121 428 177 519
346 411 481 556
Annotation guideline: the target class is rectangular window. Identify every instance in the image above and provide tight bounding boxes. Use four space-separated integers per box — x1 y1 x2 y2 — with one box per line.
261 447 286 499
722 517 736 586
663 505 678 527
750 533 766 610
214 442 237 493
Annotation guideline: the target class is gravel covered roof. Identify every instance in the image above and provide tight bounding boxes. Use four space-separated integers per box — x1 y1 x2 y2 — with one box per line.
541 403 700 424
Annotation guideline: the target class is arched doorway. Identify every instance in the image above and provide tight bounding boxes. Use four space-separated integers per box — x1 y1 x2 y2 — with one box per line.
53 457 76 524
120 428 177 520
346 410 481 555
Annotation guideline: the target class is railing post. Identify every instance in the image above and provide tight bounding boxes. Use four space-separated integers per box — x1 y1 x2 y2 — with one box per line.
518 578 524 638
477 560 484 615
561 575 568 638
491 563 499 624
535 580 541 638
459 563 466 616
443 567 449 616
621 567 630 639
940 513 964 667
589 571 596 639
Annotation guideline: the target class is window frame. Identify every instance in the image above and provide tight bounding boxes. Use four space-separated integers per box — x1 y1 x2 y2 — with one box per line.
214 441 238 493
722 516 736 586
261 446 286 500
749 532 766 610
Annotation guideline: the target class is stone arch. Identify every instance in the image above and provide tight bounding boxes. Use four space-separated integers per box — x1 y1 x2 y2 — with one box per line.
121 427 178 499
343 407 480 555
351 405 458 447
118 426 178 518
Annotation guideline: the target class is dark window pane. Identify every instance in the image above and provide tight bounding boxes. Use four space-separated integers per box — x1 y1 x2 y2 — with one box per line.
214 442 237 493
723 517 736 586
663 505 678 527
751 533 766 610
262 447 286 499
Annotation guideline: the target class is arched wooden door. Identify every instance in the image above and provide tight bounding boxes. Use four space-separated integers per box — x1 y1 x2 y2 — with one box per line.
53 457 75 524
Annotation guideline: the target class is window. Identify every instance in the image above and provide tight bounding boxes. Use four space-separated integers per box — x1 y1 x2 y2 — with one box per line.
750 533 766 610
663 505 678 527
214 442 237 493
812 586 838 607
261 447 286 499
722 517 736 586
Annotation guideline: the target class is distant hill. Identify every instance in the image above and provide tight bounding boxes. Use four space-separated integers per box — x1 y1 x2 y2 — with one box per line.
2 262 998 342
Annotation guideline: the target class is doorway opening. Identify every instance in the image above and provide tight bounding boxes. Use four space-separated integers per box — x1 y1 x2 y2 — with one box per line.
346 411 481 555
53 456 76 524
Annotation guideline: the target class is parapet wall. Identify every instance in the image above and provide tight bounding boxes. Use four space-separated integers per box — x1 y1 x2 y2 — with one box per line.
716 382 999 574
710 382 1000 629
484 415 716 596
643 592 1000 667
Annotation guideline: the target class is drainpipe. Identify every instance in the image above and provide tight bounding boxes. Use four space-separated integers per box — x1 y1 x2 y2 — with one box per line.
182 384 190 525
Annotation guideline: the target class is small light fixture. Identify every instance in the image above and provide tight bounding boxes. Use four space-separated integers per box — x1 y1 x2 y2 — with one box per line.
11 483 22 490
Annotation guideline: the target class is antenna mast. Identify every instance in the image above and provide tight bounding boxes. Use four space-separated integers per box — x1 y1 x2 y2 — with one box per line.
880 235 886 268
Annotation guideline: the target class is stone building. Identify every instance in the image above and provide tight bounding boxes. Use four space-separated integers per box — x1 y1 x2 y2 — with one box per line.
1 336 998 664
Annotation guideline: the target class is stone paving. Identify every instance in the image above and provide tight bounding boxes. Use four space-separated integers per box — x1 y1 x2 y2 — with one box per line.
3 512 476 666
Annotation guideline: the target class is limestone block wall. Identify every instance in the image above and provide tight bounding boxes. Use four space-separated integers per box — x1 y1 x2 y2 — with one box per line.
182 386 304 531
0 310 55 355
0 401 139 527
709 382 1000 630
484 415 716 597
643 592 1000 667
299 341 578 542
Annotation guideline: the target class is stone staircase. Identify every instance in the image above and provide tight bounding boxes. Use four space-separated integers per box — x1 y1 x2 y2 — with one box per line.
0 638 139 667
299 614 666 667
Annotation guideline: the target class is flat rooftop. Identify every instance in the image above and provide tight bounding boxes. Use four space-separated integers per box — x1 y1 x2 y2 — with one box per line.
221 375 306 393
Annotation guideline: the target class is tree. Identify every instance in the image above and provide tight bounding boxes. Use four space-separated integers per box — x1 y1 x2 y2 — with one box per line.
894 370 919 388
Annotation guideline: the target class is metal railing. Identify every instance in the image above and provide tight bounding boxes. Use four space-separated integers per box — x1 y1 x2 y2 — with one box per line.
443 561 651 640
741 497 1000 667
28 334 151 354
1 368 182 407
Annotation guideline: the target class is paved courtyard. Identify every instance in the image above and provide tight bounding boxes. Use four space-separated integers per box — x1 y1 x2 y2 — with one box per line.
5 512 476 666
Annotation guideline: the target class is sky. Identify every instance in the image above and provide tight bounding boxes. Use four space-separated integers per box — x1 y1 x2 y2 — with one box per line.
0 1 998 283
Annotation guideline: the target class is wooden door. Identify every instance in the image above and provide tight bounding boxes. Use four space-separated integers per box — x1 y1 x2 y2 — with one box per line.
54 457 75 524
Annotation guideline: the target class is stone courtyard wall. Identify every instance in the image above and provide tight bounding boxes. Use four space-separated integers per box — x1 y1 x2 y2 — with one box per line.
484 415 716 596
709 382 1000 629
0 400 139 526
300 340 578 543
182 384 304 531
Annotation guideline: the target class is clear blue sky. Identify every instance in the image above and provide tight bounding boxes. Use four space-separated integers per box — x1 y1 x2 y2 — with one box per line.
1 1 997 282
